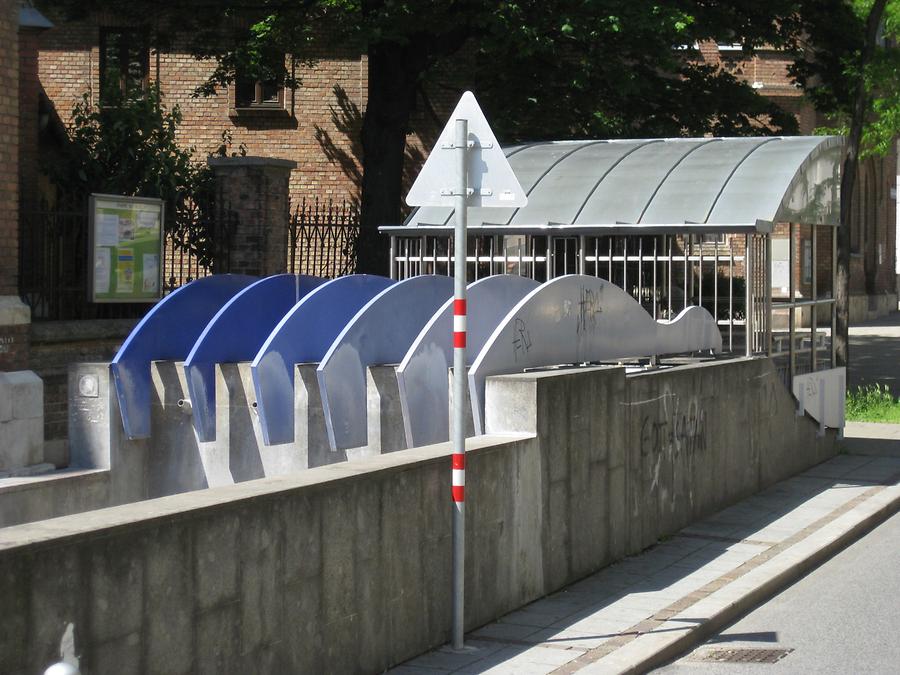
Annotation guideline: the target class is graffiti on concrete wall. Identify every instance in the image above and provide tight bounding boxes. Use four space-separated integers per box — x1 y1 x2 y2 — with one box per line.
638 390 707 459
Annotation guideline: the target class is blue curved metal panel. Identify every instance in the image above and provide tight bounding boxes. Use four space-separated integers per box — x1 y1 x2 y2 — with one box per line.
251 274 395 446
111 274 257 439
396 274 539 448
183 274 324 442
317 275 454 451
468 275 722 434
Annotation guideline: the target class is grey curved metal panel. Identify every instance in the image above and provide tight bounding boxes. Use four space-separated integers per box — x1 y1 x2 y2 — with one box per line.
468 275 722 434
509 141 644 226
111 274 257 439
639 138 770 224
183 274 324 443
400 136 843 231
396 274 539 448
775 136 843 226
576 139 711 225
317 275 454 451
466 141 590 226
708 136 837 225
251 274 395 446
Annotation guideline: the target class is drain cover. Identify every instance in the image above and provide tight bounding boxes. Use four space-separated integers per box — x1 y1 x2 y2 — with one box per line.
690 647 794 664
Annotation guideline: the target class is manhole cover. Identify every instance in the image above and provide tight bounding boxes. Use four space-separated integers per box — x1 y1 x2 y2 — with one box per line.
690 647 794 664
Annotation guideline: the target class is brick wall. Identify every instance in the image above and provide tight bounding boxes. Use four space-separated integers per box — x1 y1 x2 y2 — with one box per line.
18 29 40 212
29 320 135 442
37 17 371 207
0 0 19 296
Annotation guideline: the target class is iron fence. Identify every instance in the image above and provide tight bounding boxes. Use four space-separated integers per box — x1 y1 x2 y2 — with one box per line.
19 198 225 321
289 198 360 278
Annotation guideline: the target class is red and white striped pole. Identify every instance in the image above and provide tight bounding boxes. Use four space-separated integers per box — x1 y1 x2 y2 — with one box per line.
451 118 468 650
452 298 466 504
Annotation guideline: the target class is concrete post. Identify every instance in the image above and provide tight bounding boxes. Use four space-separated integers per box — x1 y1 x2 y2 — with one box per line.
208 156 297 276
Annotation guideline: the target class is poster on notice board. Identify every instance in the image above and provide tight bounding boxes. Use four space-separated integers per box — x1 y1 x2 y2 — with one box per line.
89 194 164 303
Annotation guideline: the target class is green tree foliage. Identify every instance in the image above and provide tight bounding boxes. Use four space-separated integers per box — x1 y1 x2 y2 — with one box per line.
44 0 858 272
47 85 219 264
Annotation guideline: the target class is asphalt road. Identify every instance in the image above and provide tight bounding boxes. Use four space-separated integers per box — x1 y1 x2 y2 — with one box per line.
654 511 900 674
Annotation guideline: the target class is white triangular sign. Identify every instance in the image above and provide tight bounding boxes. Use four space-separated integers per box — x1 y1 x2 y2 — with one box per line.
406 91 527 209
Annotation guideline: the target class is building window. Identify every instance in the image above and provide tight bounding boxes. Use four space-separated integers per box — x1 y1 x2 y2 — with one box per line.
99 28 149 101
702 233 726 244
234 77 284 109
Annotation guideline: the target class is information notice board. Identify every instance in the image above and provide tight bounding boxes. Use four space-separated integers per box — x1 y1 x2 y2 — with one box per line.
89 194 164 303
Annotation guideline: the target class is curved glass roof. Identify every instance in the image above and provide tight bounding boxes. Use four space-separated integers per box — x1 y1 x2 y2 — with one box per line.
394 136 843 233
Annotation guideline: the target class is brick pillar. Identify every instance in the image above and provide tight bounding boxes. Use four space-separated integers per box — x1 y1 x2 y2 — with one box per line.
208 156 296 277
0 0 31 371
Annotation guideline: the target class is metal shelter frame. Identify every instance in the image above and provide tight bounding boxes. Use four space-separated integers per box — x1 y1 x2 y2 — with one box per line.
381 136 844 388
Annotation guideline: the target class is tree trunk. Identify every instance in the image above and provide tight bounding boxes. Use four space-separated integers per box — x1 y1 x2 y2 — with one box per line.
357 41 427 275
835 0 887 368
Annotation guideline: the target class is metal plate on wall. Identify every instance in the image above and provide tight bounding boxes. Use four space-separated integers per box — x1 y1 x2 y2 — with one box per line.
469 275 722 434
251 274 395 446
183 274 324 442
317 275 454 452
111 274 257 439
792 366 846 431
397 274 539 448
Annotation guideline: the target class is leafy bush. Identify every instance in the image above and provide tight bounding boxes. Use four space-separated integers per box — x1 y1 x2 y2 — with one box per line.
46 85 218 265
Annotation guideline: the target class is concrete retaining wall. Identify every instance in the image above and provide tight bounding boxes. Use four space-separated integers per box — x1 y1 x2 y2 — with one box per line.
0 357 835 674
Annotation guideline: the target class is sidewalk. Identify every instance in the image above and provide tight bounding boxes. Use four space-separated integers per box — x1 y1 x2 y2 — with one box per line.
392 432 900 674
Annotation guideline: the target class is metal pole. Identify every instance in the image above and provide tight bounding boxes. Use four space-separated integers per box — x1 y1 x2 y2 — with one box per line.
766 233 772 356
745 233 754 356
811 224 818 373
831 225 838 368
789 224 796 379
451 118 468 651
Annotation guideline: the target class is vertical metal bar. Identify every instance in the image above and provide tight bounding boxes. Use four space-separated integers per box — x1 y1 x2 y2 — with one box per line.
683 236 688 310
831 224 837 368
789 223 796 379
667 236 673 319
579 235 586 275
608 237 613 281
546 236 553 281
765 233 772 356
389 235 396 279
652 237 658 319
623 237 628 297
489 235 495 277
517 237 523 277
713 239 718 333
421 235 427 275
729 237 734 352
595 238 600 277
451 119 467 652
745 233 753 356
638 237 643 305
699 237 704 312
530 237 535 280
811 223 818 372
502 235 508 274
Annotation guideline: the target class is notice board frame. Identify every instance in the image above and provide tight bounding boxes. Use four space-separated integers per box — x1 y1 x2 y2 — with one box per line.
88 193 165 303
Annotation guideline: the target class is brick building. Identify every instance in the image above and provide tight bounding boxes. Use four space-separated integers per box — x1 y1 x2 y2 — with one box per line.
12 9 899 450
30 11 439 212
27 18 898 315
698 41 898 320
0 0 33 372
